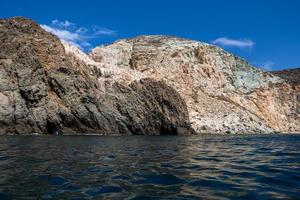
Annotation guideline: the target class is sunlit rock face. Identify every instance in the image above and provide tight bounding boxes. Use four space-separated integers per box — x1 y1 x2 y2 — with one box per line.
0 17 194 135
1 17 298 135
271 68 300 122
86 35 299 134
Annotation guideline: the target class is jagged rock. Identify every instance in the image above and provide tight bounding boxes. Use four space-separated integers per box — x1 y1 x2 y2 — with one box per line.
0 17 194 135
88 35 299 133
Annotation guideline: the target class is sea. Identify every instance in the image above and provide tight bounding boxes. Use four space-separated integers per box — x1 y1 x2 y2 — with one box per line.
0 134 299 199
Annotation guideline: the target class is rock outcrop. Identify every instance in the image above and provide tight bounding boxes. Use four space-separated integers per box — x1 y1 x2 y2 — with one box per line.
272 68 300 86
87 36 299 134
271 68 300 124
0 17 299 135
0 17 194 135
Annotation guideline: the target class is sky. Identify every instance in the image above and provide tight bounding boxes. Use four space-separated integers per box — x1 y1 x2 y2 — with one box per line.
1 0 300 71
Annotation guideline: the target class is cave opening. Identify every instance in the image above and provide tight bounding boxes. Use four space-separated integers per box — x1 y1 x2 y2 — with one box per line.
46 121 61 135
160 123 177 135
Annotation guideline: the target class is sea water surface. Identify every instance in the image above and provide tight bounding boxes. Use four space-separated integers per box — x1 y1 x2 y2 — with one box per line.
0 135 299 199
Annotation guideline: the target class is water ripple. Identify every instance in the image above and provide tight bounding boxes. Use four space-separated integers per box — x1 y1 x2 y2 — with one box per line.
0 134 299 199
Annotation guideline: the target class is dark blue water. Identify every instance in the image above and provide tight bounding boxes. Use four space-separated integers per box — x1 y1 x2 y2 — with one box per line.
0 135 300 200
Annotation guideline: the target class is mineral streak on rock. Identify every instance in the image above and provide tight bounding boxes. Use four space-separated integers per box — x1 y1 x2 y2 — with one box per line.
0 17 194 135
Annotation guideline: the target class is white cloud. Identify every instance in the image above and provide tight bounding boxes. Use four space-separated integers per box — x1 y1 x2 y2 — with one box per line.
75 27 88 34
41 24 85 49
212 37 255 49
93 27 116 36
52 19 74 28
41 25 80 42
41 20 116 51
253 61 275 71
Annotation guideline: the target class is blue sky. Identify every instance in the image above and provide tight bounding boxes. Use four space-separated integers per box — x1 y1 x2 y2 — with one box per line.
1 0 299 71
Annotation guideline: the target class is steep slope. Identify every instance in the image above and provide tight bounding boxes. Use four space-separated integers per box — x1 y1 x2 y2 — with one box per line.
88 35 299 133
272 68 300 86
271 68 300 119
0 17 194 135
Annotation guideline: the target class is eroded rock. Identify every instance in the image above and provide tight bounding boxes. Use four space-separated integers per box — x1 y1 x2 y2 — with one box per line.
0 17 194 135
88 35 299 134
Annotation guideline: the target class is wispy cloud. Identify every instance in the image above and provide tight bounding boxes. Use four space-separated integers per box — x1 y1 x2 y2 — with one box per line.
92 26 116 36
51 19 74 28
212 37 255 49
41 19 116 51
253 61 275 71
41 25 83 47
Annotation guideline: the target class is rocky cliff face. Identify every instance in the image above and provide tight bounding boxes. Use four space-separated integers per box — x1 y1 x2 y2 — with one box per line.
0 17 299 135
87 36 299 133
271 68 300 122
272 68 300 86
0 17 194 135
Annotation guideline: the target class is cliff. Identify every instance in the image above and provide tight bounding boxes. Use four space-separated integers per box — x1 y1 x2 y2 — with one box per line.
271 68 300 121
0 17 194 135
0 17 299 135
88 36 300 134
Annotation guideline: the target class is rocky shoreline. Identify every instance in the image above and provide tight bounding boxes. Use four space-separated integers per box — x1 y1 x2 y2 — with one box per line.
0 17 299 135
